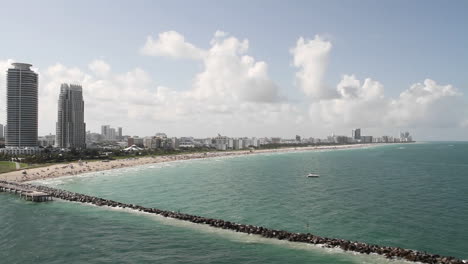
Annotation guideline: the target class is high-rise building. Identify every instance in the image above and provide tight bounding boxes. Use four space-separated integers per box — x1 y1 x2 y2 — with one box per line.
352 128 361 140
100 125 120 141
0 124 3 138
118 127 122 139
5 63 38 147
399 131 412 142
108 128 116 141
101 125 110 139
56 84 86 149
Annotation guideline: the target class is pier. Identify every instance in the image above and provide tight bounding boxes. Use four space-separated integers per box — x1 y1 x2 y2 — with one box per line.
0 182 52 202
0 179 465 264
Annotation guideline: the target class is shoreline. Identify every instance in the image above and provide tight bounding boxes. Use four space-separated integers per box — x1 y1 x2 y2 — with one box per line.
0 143 386 182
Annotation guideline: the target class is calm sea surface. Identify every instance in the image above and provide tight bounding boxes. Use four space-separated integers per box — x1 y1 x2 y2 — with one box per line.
1 142 467 263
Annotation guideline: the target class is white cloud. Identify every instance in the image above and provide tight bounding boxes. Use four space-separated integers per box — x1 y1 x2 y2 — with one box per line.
140 31 206 60
290 35 336 99
386 79 463 127
88 60 111 77
1 29 296 137
310 75 388 127
290 35 467 132
308 74 464 129
214 30 228 38
336 75 384 100
1 32 466 139
192 32 281 103
142 30 282 103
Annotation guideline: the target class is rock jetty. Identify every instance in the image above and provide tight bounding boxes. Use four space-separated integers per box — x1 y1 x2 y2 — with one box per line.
1 180 465 264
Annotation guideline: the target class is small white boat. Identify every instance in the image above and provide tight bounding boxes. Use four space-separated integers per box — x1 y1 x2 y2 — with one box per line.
307 173 320 178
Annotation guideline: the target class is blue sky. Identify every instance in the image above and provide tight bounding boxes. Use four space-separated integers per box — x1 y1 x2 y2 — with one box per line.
1 0 467 139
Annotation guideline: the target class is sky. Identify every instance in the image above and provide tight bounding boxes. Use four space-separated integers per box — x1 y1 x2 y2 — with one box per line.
1 0 467 140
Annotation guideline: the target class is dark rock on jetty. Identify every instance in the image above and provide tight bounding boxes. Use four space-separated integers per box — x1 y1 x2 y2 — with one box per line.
2 180 465 264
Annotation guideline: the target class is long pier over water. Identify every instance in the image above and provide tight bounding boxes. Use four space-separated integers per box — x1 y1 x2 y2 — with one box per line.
0 180 465 264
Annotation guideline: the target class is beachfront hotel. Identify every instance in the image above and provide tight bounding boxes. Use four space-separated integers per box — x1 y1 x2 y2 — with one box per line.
56 84 86 149
1 63 41 155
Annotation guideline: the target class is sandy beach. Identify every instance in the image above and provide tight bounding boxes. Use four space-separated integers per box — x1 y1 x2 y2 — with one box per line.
0 144 378 182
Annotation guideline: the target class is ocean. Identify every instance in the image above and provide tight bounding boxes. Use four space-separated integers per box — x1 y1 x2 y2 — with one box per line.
1 142 467 263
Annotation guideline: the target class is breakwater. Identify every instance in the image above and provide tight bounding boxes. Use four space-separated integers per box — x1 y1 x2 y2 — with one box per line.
1 180 465 264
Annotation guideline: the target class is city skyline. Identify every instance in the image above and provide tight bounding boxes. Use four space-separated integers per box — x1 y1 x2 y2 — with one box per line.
1 1 467 140
0 3 466 264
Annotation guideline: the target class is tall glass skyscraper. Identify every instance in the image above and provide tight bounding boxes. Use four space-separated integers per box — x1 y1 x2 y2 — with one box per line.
56 84 86 149
5 63 39 147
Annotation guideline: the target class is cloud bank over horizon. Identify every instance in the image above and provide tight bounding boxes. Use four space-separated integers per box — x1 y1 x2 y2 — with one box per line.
290 35 466 132
0 30 466 139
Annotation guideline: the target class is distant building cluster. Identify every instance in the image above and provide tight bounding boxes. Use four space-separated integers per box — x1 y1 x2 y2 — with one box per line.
122 134 262 151
0 62 415 156
100 125 123 142
323 128 413 144
399 131 413 142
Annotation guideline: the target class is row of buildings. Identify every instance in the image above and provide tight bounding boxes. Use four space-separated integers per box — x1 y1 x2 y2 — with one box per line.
117 129 412 152
0 62 413 155
325 128 413 144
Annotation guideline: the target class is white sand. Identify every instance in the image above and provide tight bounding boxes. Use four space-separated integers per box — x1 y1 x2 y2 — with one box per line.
0 144 377 182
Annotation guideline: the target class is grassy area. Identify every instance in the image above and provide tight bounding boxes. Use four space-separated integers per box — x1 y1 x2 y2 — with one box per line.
0 161 19 174
0 161 31 174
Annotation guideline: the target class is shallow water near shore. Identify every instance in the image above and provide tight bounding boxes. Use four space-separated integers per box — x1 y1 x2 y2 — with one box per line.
1 142 468 263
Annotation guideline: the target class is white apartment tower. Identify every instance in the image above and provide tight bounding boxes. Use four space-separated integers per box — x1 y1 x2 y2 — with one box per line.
5 63 39 147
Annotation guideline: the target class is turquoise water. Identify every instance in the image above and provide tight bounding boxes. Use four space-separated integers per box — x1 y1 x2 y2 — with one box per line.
1 142 467 263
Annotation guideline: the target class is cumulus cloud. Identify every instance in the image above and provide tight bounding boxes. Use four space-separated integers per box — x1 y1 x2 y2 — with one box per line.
1 31 466 138
142 30 282 103
140 31 206 60
386 79 463 127
290 35 467 131
88 60 111 77
1 30 295 136
34 61 197 134
1 31 290 135
290 35 336 99
192 32 281 103
308 74 464 129
311 75 388 127
336 75 384 100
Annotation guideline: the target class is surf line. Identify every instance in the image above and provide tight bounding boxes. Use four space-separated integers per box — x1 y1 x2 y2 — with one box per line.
1 180 465 264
